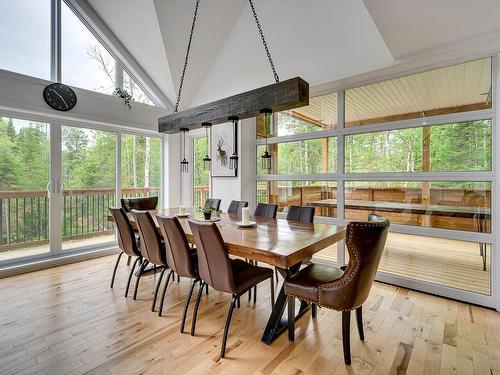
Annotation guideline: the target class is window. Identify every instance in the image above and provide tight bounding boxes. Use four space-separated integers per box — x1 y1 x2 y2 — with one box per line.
345 120 491 173
123 70 154 105
121 134 161 199
257 138 337 175
255 57 495 303
193 138 209 208
62 2 116 95
345 57 492 127
0 0 51 79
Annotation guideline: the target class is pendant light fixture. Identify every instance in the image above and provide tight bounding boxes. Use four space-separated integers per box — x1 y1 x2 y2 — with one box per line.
228 116 239 170
180 128 189 173
260 108 272 173
201 122 212 170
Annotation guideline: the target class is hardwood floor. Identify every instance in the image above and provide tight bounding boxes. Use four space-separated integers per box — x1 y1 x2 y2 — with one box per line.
0 254 498 375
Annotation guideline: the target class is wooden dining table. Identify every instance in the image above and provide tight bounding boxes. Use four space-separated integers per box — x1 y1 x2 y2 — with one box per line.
107 207 346 344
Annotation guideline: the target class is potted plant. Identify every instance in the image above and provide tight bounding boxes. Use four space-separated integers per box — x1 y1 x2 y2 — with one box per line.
202 206 214 220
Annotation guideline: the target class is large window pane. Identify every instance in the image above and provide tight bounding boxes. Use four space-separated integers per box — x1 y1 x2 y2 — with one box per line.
0 0 50 79
123 70 154 106
257 137 337 175
193 138 209 208
380 233 490 295
343 181 491 232
0 118 50 261
62 2 116 94
257 180 337 218
62 127 116 251
257 93 337 138
121 135 161 200
345 57 492 127
345 120 491 173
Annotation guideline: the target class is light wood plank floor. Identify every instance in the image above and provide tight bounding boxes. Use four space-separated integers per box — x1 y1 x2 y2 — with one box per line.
0 255 498 375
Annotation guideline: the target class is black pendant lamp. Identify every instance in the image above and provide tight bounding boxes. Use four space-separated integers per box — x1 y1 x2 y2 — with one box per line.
261 108 272 173
180 128 189 173
201 122 212 170
228 116 239 170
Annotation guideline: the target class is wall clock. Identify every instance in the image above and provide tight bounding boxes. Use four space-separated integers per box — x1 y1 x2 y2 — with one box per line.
43 83 77 112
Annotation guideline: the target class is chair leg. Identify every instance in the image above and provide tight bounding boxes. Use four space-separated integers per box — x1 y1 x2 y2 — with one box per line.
110 252 124 288
248 287 252 301
133 259 148 300
177 274 180 282
312 304 317 318
181 279 199 333
270 277 275 309
287 295 295 341
236 297 241 308
253 285 257 304
356 306 364 341
342 311 352 365
158 270 173 316
125 257 141 297
275 268 279 281
191 281 206 336
151 267 166 312
205 283 209 295
220 296 237 358
127 255 131 265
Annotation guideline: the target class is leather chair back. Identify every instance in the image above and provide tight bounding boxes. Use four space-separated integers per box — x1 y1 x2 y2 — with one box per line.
254 203 278 219
157 215 198 278
227 200 248 214
121 196 158 212
319 217 389 310
132 210 167 266
109 207 141 257
188 220 235 293
204 198 221 211
286 205 315 223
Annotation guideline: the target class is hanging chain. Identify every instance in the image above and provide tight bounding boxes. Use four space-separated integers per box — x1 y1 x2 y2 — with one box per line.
174 0 200 112
248 0 279 83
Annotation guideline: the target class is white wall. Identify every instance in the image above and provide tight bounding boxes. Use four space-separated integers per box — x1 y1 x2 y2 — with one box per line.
0 69 168 133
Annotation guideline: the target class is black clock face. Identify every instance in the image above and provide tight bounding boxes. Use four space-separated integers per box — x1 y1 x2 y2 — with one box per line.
43 83 77 112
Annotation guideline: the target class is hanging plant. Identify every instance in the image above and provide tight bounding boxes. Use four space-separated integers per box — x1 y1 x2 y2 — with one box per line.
113 88 132 110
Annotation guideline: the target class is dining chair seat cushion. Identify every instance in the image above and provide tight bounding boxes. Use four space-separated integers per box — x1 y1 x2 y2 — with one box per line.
231 259 274 295
284 263 344 303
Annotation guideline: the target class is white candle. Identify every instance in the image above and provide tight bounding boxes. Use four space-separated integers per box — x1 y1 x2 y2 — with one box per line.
179 205 185 215
241 207 249 225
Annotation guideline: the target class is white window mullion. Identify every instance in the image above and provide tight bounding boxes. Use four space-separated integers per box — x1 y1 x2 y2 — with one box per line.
50 0 62 82
337 90 345 265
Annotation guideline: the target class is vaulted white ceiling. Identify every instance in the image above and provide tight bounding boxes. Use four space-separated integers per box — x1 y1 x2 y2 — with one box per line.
87 0 500 110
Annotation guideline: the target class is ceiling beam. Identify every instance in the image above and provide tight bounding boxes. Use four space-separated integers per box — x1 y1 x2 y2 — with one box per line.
158 77 309 133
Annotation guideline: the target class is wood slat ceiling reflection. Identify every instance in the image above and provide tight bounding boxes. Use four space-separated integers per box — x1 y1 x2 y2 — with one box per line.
290 57 491 127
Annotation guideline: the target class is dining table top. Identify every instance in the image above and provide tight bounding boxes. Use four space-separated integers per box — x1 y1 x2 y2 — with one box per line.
108 207 346 269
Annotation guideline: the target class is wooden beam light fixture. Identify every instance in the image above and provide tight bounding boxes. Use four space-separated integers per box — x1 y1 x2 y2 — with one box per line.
158 0 309 134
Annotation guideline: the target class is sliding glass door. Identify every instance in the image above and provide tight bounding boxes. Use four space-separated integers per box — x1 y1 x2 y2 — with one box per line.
0 118 51 262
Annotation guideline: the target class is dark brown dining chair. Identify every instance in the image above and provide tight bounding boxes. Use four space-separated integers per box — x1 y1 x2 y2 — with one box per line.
108 208 143 296
204 198 221 211
227 200 248 214
188 219 275 358
121 196 158 212
157 215 206 326
286 205 315 223
284 215 390 365
254 203 278 219
131 210 170 313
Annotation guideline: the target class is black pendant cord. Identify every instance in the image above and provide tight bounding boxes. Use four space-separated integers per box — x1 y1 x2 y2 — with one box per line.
174 0 200 112
248 0 279 83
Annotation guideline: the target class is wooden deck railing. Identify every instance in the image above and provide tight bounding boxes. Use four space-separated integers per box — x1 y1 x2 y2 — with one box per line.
194 185 210 209
0 187 160 248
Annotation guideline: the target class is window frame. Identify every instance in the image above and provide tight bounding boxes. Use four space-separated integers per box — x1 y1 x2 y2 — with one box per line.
253 55 498 307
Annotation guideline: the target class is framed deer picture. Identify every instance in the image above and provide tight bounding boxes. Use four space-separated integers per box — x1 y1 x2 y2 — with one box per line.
211 121 237 177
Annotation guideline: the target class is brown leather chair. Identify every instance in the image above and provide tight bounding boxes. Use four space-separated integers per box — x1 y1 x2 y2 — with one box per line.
254 203 278 219
204 198 221 211
108 208 143 297
121 196 158 212
286 205 315 223
188 219 275 358
157 215 206 327
284 215 390 365
227 200 248 214
131 210 170 313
